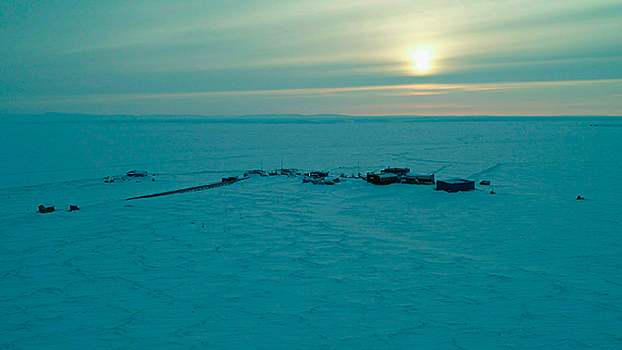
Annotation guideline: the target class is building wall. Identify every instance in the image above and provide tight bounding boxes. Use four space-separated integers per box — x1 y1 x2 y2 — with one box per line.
436 180 475 192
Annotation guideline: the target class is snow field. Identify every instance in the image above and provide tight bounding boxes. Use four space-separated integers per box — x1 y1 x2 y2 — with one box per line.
1 118 621 349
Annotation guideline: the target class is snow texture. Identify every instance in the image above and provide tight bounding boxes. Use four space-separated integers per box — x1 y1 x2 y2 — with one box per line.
1 117 621 349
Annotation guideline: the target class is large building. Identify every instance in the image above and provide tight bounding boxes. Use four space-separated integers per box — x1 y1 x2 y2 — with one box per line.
435 179 475 192
366 173 400 185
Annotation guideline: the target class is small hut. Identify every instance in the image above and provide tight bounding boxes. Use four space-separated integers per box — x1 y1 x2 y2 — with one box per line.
126 170 148 177
38 205 55 213
279 168 298 176
436 179 475 192
308 171 329 178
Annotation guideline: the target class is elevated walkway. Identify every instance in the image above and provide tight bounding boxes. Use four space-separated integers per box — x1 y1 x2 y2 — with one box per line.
126 177 248 201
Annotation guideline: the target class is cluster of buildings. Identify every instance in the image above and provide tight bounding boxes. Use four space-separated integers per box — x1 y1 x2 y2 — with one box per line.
244 168 299 177
365 167 477 192
40 165 484 213
365 167 435 186
245 166 479 192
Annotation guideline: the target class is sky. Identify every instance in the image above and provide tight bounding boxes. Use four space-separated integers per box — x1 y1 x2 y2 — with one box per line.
1 0 621 116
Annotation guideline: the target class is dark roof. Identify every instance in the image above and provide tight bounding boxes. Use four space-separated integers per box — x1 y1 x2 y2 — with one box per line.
437 179 473 184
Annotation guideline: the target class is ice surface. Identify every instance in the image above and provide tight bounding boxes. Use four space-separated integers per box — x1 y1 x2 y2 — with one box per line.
1 117 621 349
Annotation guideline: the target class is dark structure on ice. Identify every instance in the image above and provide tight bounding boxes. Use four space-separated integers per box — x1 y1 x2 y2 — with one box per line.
245 169 268 177
126 176 248 201
38 205 54 213
436 179 475 192
104 169 154 183
126 170 148 177
307 171 329 178
366 167 435 186
403 174 435 185
366 173 400 185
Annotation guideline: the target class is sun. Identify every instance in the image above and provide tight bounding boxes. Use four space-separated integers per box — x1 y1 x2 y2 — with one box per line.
411 48 433 73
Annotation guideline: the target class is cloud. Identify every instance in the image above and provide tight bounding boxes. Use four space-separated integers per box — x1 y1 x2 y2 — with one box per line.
1 0 621 115
10 78 617 102
3 77 620 116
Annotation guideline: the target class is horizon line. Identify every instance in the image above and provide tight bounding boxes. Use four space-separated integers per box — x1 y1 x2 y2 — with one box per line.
1 113 622 124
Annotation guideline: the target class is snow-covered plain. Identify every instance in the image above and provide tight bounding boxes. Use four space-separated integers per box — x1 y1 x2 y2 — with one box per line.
1 116 621 349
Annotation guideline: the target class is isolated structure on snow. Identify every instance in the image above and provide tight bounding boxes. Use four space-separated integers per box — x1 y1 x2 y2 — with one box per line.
435 179 475 192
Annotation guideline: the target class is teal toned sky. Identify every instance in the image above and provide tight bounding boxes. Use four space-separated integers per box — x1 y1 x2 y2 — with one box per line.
1 0 621 116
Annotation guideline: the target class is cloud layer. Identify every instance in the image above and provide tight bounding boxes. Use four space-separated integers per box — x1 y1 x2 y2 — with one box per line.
1 0 621 115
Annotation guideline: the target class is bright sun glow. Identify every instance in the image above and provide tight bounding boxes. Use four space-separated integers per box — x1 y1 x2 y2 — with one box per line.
412 48 432 73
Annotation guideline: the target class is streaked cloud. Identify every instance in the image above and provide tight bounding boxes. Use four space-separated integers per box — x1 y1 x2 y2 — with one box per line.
3 79 619 116
1 0 620 115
